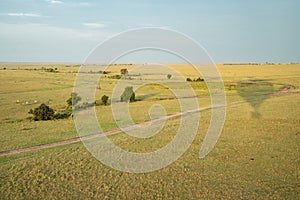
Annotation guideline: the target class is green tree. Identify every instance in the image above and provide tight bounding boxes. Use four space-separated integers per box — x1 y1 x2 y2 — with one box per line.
195 77 204 82
53 110 72 119
120 68 128 76
130 91 135 102
67 92 82 107
101 95 109 105
167 74 172 79
120 86 135 102
29 103 54 121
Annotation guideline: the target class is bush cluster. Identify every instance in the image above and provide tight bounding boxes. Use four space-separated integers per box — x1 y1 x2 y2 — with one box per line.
120 86 135 102
28 104 55 121
108 74 122 79
186 77 204 82
28 87 135 121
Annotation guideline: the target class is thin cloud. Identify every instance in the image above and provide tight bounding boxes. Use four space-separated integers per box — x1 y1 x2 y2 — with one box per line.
45 1 89 6
83 22 106 28
6 13 42 17
48 0 63 4
78 2 90 6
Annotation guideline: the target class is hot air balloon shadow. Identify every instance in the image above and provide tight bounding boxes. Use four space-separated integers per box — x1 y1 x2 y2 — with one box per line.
236 80 275 118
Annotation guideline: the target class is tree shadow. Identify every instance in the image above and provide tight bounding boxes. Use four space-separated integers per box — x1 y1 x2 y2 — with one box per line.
135 93 159 101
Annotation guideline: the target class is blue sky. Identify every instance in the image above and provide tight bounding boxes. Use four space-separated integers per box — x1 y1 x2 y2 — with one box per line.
0 0 299 63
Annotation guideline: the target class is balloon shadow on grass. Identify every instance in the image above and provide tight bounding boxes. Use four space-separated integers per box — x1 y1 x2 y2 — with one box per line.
236 80 275 118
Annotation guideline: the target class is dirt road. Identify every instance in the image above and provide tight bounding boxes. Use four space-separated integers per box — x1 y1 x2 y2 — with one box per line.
0 86 298 157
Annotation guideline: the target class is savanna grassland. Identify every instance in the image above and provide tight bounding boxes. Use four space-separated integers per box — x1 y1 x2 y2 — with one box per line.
0 63 299 199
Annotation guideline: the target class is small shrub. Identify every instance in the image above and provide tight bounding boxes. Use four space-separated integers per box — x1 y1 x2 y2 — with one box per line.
67 92 82 107
101 95 109 105
77 102 95 110
130 92 135 102
167 74 172 79
94 100 101 106
186 77 204 82
120 86 135 102
47 68 55 72
98 70 110 74
28 103 54 121
194 77 204 82
109 74 121 79
54 110 72 119
120 68 128 76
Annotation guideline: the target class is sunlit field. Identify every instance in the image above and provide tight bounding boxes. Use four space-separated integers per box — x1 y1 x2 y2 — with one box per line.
0 63 299 199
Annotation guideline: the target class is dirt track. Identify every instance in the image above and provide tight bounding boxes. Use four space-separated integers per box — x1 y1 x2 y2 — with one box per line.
0 85 299 157
0 103 217 157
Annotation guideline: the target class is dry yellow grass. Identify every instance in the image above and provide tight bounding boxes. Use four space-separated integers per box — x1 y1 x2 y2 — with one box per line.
0 63 299 199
